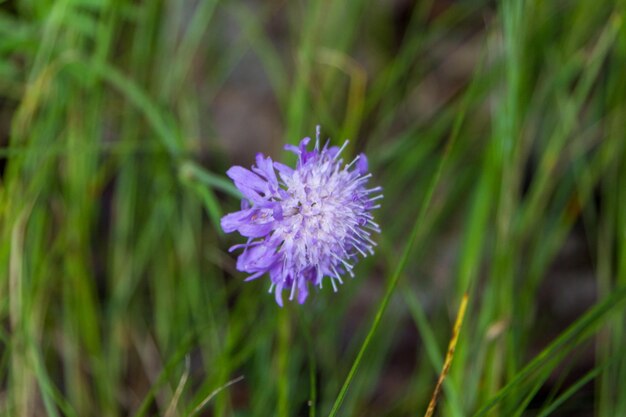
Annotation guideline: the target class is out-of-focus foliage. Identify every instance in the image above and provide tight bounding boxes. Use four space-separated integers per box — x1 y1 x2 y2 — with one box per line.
0 0 625 416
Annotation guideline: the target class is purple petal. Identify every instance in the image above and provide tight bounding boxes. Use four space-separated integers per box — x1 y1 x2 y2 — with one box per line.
356 153 368 175
271 202 283 221
226 166 266 190
285 137 312 160
253 154 278 190
239 221 275 238
274 162 294 181
227 166 270 202
236 243 278 272
326 146 339 159
220 209 254 233
299 137 311 150
297 278 309 304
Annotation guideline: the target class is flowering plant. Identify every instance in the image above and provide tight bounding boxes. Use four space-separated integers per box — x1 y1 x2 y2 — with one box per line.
221 128 382 305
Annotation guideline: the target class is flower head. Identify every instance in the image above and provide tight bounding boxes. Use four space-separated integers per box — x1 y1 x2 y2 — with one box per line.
221 127 382 306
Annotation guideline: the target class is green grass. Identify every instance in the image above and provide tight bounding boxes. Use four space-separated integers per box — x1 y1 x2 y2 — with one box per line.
1 0 625 416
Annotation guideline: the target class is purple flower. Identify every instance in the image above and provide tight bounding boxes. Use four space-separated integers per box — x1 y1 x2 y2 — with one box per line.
221 127 382 306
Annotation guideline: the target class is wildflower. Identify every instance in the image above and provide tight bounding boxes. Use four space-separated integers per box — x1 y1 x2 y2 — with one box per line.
221 127 382 306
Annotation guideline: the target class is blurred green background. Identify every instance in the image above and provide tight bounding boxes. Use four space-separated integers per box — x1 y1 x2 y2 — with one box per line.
1 0 626 416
